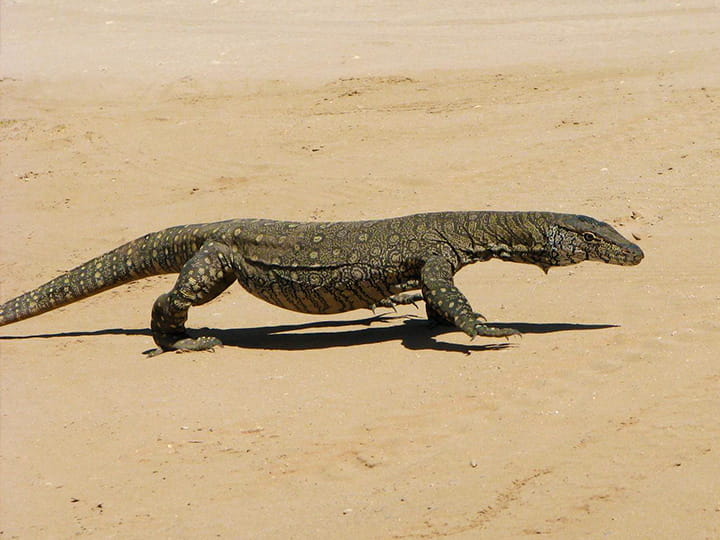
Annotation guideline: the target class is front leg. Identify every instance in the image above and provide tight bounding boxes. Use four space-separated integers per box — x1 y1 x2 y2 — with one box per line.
420 256 519 339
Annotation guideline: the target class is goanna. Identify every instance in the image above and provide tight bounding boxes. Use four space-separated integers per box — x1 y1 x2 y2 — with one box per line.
0 211 643 354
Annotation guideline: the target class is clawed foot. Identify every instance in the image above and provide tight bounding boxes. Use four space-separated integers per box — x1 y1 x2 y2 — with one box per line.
470 324 521 339
456 313 520 340
371 292 424 312
146 334 223 357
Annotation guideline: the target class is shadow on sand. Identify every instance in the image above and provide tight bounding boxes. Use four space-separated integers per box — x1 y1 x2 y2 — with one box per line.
0 315 617 356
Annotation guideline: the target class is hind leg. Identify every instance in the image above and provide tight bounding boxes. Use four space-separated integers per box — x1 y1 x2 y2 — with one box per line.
370 280 423 311
149 240 236 354
371 292 424 311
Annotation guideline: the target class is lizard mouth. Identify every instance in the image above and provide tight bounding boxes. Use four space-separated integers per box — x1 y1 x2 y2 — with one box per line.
593 245 644 266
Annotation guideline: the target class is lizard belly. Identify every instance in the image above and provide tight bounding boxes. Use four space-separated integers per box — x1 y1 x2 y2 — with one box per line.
237 264 400 314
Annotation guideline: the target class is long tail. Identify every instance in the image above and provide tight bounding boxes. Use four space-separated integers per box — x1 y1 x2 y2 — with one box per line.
0 223 214 326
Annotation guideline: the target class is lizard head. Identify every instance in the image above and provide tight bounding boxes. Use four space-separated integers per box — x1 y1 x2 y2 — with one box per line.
539 213 644 271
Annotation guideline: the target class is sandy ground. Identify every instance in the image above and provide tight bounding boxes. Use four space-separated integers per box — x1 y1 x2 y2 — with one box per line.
1 1 719 538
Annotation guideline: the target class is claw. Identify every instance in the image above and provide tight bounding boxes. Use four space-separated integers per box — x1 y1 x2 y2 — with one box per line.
372 292 423 312
149 334 223 356
472 323 521 339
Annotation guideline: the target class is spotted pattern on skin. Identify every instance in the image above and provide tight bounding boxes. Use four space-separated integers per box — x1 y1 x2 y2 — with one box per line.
0 212 643 352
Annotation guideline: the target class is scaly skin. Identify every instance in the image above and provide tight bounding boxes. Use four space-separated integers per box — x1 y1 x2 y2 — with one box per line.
0 211 644 353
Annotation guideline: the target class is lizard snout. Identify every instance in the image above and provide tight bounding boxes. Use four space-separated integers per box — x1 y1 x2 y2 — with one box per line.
623 244 644 265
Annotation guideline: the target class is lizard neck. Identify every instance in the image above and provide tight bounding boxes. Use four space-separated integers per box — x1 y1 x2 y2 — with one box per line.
460 211 550 270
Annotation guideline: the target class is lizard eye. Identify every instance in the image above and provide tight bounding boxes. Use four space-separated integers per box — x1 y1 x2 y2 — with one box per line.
582 232 599 242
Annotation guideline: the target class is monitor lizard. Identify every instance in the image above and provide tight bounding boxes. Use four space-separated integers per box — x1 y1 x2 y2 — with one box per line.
0 211 643 355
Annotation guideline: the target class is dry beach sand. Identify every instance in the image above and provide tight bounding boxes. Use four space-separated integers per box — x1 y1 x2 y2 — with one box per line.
1 1 719 538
